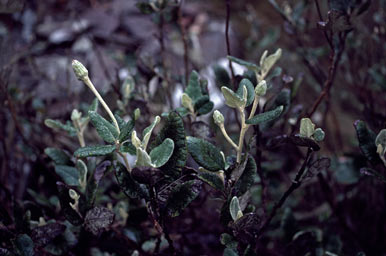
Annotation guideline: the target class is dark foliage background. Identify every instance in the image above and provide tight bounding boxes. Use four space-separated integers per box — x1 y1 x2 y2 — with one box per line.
0 0 385 255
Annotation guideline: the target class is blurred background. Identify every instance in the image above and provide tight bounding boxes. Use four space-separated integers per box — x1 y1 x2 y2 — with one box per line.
1 0 386 255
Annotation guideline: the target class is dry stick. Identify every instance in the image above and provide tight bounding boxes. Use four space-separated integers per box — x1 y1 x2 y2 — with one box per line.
178 0 189 86
225 0 236 88
314 0 333 50
158 11 174 108
258 147 313 238
307 34 346 118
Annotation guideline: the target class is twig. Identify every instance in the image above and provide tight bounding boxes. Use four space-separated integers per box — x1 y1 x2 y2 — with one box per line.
314 0 333 49
178 0 189 86
225 0 236 89
258 147 313 238
307 33 347 117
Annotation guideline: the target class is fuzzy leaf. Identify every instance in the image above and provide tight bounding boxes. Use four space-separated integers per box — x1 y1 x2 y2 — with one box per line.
88 98 99 112
223 248 238 256
289 135 320 151
14 234 34 256
197 169 224 191
185 70 203 100
227 56 260 72
187 136 225 171
74 145 116 158
230 196 243 221
149 138 174 168
31 223 66 248
135 148 153 167
153 111 187 177
220 233 238 249
118 119 135 143
236 79 255 107
261 48 282 76
221 86 246 108
56 182 83 225
246 106 284 125
84 207 114 236
45 148 71 165
55 165 79 186
194 95 214 115
89 111 118 143
115 162 149 199
165 180 202 217
44 119 76 136
300 118 315 138
213 65 231 88
142 116 160 148
120 142 136 155
234 155 257 196
354 120 380 164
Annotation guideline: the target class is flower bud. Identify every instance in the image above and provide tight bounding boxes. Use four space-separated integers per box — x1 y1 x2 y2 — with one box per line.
255 80 267 96
72 60 88 81
213 110 224 126
134 108 141 121
71 109 82 121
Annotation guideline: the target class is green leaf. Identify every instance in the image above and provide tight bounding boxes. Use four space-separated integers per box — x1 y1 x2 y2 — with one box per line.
149 138 174 168
115 162 149 199
213 65 231 88
14 234 34 256
313 128 325 141
142 116 160 149
56 182 83 225
135 148 153 167
354 120 381 165
120 142 136 155
118 119 135 143
153 111 187 177
194 95 214 115
89 111 118 143
236 79 255 107
136 2 155 14
30 223 66 248
221 86 246 108
375 129 386 156
55 165 79 186
227 56 260 72
220 233 238 249
289 134 320 151
197 169 224 191
83 207 114 236
88 98 99 113
82 161 110 213
234 155 257 196
74 145 116 158
261 48 282 77
300 118 315 138
165 180 202 217
246 106 284 125
45 148 71 165
185 70 203 101
187 136 225 171
230 196 243 221
224 248 238 256
174 107 190 117
44 119 76 136
76 159 88 188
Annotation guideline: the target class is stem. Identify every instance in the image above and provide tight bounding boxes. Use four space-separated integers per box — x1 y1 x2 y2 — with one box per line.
117 151 131 173
225 0 236 89
219 124 239 151
236 107 247 163
249 95 259 119
83 77 120 134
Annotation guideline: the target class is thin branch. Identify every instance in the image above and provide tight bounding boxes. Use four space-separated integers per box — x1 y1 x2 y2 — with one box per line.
314 0 333 49
178 0 189 86
225 0 236 89
258 147 313 238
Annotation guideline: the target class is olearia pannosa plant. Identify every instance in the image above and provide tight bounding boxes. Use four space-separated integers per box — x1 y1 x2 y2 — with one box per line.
42 53 331 255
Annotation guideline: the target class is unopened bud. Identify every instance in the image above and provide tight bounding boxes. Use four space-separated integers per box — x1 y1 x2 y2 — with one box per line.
255 80 267 96
72 60 89 81
71 109 82 121
213 110 224 126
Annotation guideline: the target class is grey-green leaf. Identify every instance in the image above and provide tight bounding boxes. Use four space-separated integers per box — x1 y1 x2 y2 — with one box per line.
89 111 118 143
44 119 77 136
300 118 315 138
246 105 283 125
197 169 225 191
118 119 135 143
83 207 114 236
45 148 71 165
194 95 214 115
230 196 243 221
236 79 255 107
213 65 231 88
115 162 149 199
185 70 202 101
221 86 245 108
227 56 260 72
165 180 202 217
234 155 257 196
55 165 79 186
187 136 225 171
354 120 381 165
15 234 34 256
74 145 116 158
149 138 174 168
